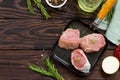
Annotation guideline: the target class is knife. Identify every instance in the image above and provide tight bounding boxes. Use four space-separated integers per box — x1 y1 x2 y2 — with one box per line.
90 0 117 30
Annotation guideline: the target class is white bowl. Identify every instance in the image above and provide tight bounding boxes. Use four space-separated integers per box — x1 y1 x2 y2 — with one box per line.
46 0 67 8
102 56 120 74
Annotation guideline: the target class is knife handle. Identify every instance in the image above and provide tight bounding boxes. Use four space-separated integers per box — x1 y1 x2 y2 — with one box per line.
97 0 117 20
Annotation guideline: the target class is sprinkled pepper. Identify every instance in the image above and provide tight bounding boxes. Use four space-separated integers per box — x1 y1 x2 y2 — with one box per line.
48 0 65 6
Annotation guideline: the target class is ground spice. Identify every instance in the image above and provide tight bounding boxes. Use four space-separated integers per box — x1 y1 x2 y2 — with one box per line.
48 0 65 6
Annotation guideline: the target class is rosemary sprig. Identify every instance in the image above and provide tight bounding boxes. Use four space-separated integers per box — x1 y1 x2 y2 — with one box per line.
29 64 54 77
45 58 64 80
28 57 64 80
33 0 51 19
26 0 34 14
26 0 51 19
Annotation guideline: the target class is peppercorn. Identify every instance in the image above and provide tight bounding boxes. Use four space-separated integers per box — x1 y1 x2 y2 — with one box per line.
48 0 65 6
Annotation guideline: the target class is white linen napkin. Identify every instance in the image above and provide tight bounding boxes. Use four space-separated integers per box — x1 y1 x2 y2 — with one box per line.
98 0 120 45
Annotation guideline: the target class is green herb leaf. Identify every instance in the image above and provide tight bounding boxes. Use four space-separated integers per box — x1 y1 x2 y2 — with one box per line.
26 0 51 19
28 57 64 80
33 0 51 19
69 25 75 29
91 39 96 44
26 0 34 14
105 7 115 23
76 58 81 63
28 63 54 77
45 58 64 80
102 0 115 23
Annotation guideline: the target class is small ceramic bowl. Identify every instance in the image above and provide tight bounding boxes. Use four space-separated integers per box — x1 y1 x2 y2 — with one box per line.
46 0 67 8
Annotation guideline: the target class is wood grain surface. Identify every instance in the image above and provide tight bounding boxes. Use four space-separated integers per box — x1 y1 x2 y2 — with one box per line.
0 0 95 49
0 50 119 80
0 0 119 80
0 19 71 49
0 0 96 19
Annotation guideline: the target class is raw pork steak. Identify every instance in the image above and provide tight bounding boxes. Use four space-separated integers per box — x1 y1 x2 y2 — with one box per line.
58 29 80 50
80 33 106 53
71 49 91 73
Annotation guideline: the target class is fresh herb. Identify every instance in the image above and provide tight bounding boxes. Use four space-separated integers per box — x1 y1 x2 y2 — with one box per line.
33 0 51 19
76 58 81 63
105 7 115 23
28 57 64 80
102 0 115 23
27 0 34 14
26 0 51 19
91 39 96 44
69 25 75 29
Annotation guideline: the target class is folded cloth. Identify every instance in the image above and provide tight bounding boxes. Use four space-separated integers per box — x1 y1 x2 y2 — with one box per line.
98 0 120 45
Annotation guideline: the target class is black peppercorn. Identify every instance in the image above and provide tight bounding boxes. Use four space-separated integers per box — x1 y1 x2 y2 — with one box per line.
48 0 65 6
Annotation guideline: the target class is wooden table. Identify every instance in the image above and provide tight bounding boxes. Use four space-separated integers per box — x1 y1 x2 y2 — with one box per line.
0 0 119 80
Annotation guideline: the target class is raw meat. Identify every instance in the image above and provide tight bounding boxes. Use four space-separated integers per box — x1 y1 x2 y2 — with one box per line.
58 28 80 50
71 49 91 73
80 33 106 53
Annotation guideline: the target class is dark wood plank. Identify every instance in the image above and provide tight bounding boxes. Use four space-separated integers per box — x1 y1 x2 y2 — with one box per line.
0 19 71 49
0 0 118 80
0 19 116 49
0 0 96 20
0 50 52 80
0 50 119 80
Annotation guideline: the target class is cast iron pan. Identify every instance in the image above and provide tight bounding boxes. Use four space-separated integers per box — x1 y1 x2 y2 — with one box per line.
52 20 108 76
